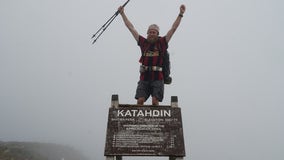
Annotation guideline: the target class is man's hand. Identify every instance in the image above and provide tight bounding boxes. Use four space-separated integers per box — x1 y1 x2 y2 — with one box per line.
180 4 186 15
118 6 124 15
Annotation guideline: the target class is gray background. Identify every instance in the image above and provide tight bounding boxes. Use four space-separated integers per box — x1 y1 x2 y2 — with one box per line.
1 0 283 160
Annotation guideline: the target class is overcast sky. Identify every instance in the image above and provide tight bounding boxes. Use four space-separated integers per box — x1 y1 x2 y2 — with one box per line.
0 0 283 160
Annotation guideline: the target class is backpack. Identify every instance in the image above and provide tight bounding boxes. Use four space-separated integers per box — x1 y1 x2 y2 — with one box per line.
163 51 172 84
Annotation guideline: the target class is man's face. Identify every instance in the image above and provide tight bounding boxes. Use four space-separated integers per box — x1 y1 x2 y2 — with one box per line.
147 29 159 43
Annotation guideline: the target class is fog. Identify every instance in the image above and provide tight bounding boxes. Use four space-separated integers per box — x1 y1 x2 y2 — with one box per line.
1 0 283 160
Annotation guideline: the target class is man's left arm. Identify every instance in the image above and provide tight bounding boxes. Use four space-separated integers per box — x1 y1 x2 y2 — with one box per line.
166 4 186 43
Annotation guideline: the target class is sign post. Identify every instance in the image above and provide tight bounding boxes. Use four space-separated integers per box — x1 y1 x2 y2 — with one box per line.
104 95 185 160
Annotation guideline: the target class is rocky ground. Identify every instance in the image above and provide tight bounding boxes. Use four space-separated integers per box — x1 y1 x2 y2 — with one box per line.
0 141 88 160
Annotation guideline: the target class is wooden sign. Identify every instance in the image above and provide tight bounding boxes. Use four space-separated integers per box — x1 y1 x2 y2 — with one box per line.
104 105 185 156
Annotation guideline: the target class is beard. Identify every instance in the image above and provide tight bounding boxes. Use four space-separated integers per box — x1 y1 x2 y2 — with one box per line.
147 36 158 44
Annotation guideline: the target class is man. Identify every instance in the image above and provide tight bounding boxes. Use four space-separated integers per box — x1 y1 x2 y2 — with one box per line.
118 4 186 105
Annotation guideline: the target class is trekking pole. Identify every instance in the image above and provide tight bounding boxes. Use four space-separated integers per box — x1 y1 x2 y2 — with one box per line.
91 0 130 44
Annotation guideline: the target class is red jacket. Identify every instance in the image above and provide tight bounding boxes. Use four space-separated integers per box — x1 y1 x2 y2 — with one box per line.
138 36 168 81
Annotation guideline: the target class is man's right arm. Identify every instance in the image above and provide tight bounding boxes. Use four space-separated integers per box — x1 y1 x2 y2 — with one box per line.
118 6 139 42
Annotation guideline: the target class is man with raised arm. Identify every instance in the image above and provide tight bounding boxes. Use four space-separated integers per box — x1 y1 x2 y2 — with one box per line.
118 4 186 105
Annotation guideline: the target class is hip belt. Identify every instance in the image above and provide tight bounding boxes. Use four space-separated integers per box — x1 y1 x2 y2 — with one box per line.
140 65 163 72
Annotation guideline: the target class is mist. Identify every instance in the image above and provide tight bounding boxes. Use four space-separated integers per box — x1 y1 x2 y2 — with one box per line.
1 0 283 160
